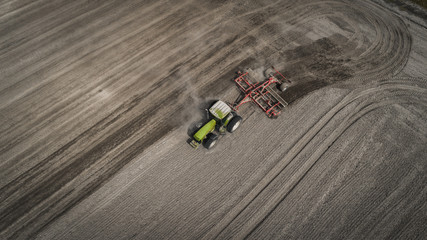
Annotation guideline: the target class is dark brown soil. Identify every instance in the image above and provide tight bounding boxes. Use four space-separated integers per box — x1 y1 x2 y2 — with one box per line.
0 0 425 239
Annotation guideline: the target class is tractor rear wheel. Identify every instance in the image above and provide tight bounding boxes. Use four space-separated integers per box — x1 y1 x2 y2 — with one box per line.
227 115 242 133
279 82 289 92
204 133 218 149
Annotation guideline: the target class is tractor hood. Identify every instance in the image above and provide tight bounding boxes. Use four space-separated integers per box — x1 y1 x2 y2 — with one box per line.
209 100 231 120
193 119 216 142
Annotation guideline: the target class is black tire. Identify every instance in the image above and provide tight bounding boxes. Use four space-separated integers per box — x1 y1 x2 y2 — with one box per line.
204 133 218 149
279 82 289 92
227 115 243 133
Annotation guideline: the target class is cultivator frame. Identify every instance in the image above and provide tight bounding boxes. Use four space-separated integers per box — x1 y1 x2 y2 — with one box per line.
232 67 289 118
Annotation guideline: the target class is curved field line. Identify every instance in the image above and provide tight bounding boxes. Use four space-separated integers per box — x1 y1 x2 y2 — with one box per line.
202 77 427 239
241 85 427 239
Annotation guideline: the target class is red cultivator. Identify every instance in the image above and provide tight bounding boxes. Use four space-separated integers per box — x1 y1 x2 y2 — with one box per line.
232 67 290 118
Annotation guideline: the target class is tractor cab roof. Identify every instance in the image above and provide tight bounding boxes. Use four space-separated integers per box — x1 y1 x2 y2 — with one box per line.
209 100 231 120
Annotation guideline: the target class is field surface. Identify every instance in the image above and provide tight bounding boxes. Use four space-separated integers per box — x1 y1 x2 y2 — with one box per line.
1 0 426 239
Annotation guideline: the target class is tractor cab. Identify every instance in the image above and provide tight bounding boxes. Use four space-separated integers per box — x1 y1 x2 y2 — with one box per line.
209 100 232 120
189 100 242 149
209 100 236 134
210 100 235 123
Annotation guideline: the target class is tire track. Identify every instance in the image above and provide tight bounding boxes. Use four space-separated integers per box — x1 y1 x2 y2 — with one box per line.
244 82 427 239
242 0 412 99
0 1 261 235
0 1 200 151
0 0 187 109
202 77 427 239
0 0 423 239
350 1 412 78
0 0 234 186
0 81 185 239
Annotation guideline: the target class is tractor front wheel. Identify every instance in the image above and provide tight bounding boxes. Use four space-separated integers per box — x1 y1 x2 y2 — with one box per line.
227 115 243 133
204 133 218 149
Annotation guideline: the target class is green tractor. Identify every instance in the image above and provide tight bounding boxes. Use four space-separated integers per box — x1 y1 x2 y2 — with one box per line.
189 100 242 149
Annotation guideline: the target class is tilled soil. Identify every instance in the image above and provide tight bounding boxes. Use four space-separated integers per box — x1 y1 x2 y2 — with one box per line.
0 0 426 239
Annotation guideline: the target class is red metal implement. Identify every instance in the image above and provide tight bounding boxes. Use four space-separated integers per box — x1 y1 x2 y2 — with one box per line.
232 68 288 118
